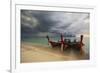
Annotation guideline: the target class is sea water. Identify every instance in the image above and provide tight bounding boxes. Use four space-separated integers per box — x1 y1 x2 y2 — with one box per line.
22 37 89 54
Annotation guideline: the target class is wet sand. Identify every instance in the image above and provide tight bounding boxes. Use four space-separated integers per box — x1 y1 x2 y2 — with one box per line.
21 42 89 63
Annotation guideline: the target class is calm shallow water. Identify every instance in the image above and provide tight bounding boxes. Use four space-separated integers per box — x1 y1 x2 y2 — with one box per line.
22 37 89 54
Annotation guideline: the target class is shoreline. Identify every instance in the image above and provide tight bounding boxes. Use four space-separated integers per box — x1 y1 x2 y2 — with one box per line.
21 42 89 63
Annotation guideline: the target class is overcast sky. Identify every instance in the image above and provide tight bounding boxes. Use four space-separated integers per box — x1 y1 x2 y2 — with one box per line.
21 10 89 38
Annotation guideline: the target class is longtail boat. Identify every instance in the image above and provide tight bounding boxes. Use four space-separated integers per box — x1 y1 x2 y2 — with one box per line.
46 34 84 52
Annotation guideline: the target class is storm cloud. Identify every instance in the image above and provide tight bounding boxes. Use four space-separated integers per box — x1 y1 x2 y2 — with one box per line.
21 10 89 38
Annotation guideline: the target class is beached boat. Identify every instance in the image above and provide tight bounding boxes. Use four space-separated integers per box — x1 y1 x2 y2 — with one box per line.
46 34 84 52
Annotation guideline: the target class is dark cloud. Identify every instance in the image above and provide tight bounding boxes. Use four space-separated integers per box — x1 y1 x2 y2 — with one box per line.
21 10 60 38
21 10 89 39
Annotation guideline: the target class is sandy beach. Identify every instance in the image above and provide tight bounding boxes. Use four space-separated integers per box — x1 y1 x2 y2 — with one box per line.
21 42 89 63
